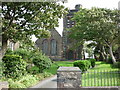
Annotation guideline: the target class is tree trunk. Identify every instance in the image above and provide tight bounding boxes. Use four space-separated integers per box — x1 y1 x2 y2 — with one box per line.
116 47 120 61
82 49 85 60
102 46 109 62
94 55 98 61
1 34 8 58
109 45 116 64
99 52 104 61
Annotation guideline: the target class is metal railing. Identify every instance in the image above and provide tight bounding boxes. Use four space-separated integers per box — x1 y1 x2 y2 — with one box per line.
82 70 120 87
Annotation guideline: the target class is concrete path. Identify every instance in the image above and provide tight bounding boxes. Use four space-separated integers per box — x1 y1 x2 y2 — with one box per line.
28 75 57 89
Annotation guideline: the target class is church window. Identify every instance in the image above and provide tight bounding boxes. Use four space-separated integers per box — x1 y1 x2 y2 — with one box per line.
72 21 75 24
67 22 70 25
42 40 48 55
51 39 57 55
72 25 74 27
67 20 70 22
67 25 70 28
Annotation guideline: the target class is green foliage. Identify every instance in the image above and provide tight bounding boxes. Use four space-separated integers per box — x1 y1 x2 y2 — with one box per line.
18 75 38 87
13 48 31 62
88 58 96 68
42 72 52 78
27 66 39 74
5 48 14 55
2 55 27 78
112 62 120 69
2 2 68 44
69 7 120 63
4 48 52 74
32 53 52 73
9 82 26 89
108 57 114 64
8 72 52 88
44 61 73 75
5 48 32 63
73 60 91 72
8 75 37 88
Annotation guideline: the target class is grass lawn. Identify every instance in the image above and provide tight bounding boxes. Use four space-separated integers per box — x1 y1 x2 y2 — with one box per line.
44 61 73 74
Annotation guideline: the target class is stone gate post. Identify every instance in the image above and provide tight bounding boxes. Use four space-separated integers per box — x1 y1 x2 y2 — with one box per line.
0 81 9 90
57 67 81 89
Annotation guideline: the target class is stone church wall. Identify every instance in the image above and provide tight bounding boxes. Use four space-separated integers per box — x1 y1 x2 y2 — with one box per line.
35 29 62 61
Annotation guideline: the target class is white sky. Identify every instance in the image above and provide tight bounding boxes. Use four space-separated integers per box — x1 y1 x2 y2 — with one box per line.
32 0 120 42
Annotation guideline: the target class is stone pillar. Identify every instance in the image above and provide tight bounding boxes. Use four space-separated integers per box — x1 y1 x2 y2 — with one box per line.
0 81 9 90
57 67 81 89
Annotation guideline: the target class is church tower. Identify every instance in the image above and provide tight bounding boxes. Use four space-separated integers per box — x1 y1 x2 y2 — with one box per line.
62 4 83 60
118 1 120 10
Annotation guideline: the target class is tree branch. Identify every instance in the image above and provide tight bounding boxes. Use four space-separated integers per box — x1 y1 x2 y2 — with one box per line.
17 9 40 30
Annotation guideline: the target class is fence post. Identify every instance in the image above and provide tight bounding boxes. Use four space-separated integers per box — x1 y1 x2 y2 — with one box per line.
57 67 81 88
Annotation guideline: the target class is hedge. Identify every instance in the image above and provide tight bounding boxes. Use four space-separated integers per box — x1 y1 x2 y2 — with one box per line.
2 55 27 78
88 58 96 68
73 60 91 72
32 53 52 73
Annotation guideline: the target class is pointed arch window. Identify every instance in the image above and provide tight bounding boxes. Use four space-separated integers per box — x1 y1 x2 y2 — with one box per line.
42 40 48 55
51 39 57 55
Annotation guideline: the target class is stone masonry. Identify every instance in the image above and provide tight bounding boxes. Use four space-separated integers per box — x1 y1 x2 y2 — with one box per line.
57 67 81 88
0 81 9 90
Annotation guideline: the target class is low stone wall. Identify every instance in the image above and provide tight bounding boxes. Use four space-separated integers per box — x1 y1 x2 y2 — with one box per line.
0 81 9 90
57 67 81 88
57 67 120 90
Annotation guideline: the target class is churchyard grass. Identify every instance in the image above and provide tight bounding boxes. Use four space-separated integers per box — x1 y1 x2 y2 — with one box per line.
82 61 120 86
44 61 73 74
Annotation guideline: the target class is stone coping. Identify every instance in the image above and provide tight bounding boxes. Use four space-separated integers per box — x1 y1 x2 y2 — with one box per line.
0 81 8 85
0 81 9 90
57 67 81 72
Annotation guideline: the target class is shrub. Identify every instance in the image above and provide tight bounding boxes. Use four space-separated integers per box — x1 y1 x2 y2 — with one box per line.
108 57 113 64
112 62 120 69
9 82 26 88
27 66 40 74
8 72 52 88
43 72 52 77
8 74 38 88
5 48 14 55
73 60 91 72
2 55 27 78
86 60 91 68
88 58 96 68
13 48 31 62
33 53 52 73
18 74 38 87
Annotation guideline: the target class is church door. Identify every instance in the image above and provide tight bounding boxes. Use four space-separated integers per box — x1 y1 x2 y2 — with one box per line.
67 50 74 60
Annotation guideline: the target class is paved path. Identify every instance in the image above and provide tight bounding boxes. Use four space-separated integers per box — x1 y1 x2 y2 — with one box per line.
28 75 57 89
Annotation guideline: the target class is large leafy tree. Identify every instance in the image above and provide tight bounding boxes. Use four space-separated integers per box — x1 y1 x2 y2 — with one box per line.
1 2 68 55
69 7 120 63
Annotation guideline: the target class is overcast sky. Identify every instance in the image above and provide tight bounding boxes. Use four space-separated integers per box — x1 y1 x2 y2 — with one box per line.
32 0 120 42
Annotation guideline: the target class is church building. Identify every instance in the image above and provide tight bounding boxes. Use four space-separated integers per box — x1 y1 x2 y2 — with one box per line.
35 4 83 60
35 29 62 60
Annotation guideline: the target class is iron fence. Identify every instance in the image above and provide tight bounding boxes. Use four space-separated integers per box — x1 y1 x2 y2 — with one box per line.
82 70 120 87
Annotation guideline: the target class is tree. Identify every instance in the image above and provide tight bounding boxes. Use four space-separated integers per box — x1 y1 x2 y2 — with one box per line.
83 42 94 59
87 41 109 62
1 2 68 55
69 7 120 63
